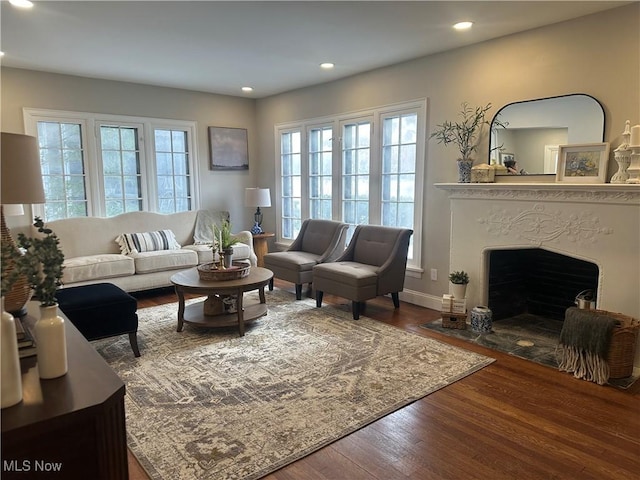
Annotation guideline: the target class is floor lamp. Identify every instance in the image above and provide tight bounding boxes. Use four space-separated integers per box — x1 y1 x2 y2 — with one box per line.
1 132 46 316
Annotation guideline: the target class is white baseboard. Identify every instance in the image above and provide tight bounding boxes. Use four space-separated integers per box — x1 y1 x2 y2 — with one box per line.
398 288 442 312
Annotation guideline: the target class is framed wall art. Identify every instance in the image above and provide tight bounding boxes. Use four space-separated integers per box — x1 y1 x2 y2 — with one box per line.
208 127 249 170
556 142 610 183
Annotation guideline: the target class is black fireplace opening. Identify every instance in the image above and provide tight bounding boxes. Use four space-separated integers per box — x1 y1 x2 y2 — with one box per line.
487 249 599 321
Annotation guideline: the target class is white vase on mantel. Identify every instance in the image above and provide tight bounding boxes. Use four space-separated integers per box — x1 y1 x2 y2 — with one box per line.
35 304 68 379
449 282 468 299
1 297 23 408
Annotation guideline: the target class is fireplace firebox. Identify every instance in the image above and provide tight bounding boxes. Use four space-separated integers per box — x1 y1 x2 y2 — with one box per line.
488 249 599 321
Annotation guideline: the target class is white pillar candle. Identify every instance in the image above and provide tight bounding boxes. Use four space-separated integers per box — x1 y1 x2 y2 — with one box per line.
630 124 640 147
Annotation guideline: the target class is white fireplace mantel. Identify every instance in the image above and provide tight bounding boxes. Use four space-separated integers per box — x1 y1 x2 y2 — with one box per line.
436 182 640 366
435 183 640 204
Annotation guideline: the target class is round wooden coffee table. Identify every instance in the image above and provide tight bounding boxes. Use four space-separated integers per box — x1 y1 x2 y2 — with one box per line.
170 266 273 336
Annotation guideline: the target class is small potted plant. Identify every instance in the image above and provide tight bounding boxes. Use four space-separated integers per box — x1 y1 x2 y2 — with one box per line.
430 102 504 183
213 219 239 269
15 217 67 379
448 270 469 299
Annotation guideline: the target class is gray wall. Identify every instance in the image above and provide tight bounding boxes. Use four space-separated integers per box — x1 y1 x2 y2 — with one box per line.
254 4 639 305
2 4 638 306
1 70 259 232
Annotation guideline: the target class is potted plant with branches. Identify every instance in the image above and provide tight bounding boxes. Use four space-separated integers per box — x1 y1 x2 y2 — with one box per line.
15 217 67 379
430 102 504 183
213 219 240 269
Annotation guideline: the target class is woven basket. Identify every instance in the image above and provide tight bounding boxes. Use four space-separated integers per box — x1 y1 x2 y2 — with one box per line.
197 262 250 282
442 313 467 330
596 309 640 379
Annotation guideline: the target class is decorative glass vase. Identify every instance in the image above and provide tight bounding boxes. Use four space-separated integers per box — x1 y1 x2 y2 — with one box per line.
457 158 474 183
1 297 23 408
35 304 68 379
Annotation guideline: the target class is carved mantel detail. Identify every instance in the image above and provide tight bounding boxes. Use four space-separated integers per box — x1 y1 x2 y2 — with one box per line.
478 204 613 247
435 183 640 205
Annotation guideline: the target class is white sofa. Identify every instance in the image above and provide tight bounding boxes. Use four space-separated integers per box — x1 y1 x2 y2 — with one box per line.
41 210 257 292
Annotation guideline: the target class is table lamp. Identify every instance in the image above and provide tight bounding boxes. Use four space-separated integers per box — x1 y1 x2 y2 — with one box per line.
244 188 271 235
1 132 46 315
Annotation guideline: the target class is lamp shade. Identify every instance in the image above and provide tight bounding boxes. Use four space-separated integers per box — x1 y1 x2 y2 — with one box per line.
244 188 271 208
1 132 45 205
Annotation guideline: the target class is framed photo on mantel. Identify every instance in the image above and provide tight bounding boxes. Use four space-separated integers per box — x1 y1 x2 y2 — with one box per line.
209 127 249 170
556 142 610 183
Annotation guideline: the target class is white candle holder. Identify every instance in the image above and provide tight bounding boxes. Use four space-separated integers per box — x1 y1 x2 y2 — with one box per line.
627 146 640 184
612 120 632 184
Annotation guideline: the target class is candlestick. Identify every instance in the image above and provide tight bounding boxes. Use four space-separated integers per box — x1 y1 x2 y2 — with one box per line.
630 124 640 147
627 146 640 184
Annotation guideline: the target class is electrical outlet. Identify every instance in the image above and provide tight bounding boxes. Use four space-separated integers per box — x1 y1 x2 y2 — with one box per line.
430 268 438 281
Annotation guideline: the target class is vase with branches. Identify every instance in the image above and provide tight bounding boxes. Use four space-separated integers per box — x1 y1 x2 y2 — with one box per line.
15 217 67 379
430 102 505 182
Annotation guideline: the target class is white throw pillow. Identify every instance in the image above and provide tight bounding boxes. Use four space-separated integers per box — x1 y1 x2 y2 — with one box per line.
116 229 182 255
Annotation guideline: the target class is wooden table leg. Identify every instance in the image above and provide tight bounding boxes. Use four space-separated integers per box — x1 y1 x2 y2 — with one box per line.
236 289 245 336
175 286 186 332
259 285 266 304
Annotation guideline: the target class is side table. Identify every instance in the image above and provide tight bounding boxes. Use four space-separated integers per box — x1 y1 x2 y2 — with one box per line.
252 232 275 267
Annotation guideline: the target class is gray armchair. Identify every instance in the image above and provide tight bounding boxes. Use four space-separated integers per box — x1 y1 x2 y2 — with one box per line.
313 225 413 319
264 219 348 299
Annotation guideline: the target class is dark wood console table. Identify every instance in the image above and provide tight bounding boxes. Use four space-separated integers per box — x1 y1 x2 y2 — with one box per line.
1 303 128 479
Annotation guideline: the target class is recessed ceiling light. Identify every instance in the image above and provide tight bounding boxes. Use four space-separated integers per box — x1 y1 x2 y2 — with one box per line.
320 63 335 69
10 0 34 9
453 21 473 30
241 86 253 92
0 52 5 57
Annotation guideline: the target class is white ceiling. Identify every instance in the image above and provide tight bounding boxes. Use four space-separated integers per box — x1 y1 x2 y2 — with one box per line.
0 1 630 98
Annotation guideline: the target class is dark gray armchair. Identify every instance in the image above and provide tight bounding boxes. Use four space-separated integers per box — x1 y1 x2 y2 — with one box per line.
313 225 413 319
264 219 348 299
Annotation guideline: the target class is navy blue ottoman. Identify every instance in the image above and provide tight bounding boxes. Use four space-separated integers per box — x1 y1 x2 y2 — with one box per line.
56 283 140 357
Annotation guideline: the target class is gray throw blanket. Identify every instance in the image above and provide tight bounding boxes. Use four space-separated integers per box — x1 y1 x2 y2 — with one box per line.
193 210 229 245
556 307 617 385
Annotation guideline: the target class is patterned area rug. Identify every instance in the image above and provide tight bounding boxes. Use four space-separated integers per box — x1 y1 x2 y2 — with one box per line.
94 289 494 480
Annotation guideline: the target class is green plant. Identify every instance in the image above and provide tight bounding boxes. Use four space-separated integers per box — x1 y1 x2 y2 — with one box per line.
213 219 239 251
449 270 469 285
430 102 504 161
15 217 65 307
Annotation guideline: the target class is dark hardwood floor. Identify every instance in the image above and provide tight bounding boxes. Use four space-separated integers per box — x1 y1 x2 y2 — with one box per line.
128 280 639 480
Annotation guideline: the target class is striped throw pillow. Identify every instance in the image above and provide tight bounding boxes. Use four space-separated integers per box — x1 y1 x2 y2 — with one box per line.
116 229 181 255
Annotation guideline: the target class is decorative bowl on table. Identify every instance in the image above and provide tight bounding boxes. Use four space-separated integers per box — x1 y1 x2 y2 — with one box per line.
197 262 251 281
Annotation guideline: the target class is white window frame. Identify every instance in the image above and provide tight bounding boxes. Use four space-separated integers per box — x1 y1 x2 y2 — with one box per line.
275 99 426 275
23 108 200 219
307 123 334 221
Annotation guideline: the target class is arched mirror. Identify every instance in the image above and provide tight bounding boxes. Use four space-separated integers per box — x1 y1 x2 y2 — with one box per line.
489 94 605 175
